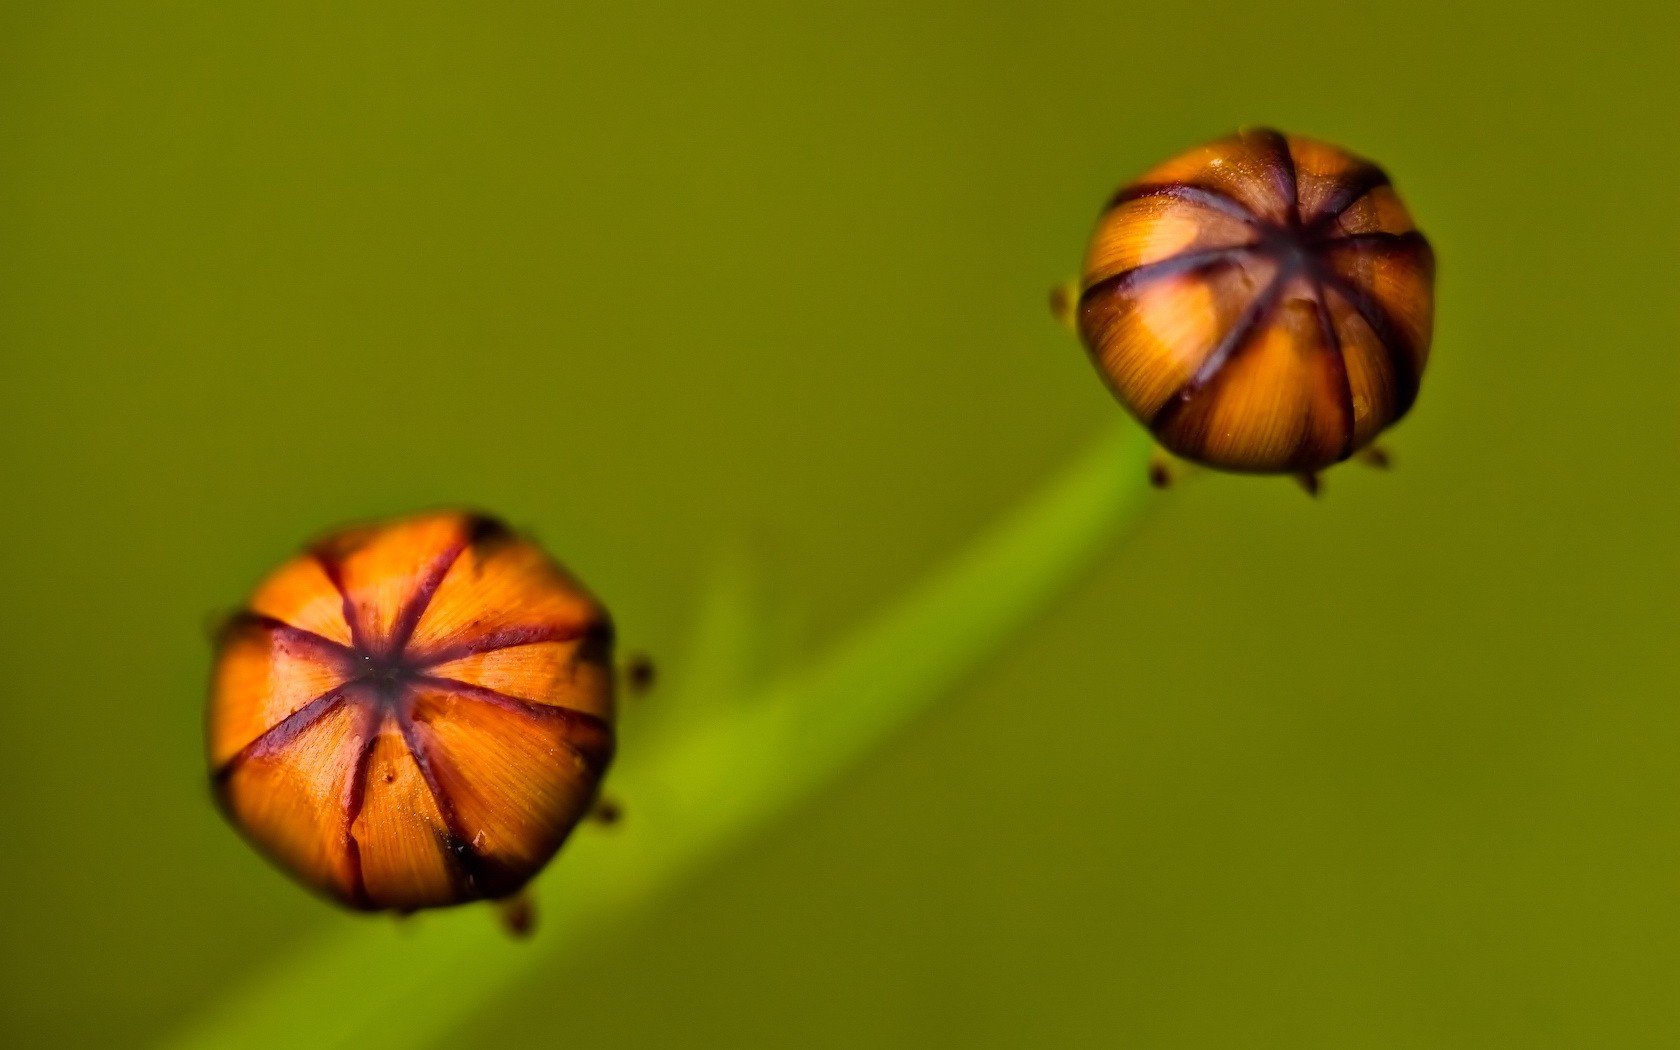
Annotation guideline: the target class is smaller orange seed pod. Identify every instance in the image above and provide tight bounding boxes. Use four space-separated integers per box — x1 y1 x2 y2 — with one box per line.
207 511 615 914
1075 128 1435 476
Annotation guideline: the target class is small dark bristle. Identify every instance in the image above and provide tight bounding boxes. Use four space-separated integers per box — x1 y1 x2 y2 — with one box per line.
462 512 512 548
1048 284 1072 323
622 653 656 695
496 892 536 939
205 608 241 645
307 522 376 565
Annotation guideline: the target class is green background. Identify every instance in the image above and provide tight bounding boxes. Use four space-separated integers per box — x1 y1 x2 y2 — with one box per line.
3 1 1677 1045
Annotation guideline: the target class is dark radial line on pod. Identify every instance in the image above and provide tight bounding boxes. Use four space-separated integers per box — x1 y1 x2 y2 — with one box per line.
384 536 473 658
212 686 349 785
1309 275 1357 462
1315 229 1429 253
1247 127 1299 226
413 674 614 771
415 621 598 668
392 709 488 897
1110 182 1260 226
1307 161 1391 232
1320 273 1421 419
339 707 382 909
219 612 358 668
1149 270 1288 432
311 549 367 653
1076 247 1253 311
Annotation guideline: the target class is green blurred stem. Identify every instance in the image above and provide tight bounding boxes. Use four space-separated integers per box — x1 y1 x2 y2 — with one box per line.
169 424 1152 1050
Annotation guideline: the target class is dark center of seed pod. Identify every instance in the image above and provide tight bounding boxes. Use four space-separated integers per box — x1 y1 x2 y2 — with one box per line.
1257 223 1316 274
357 648 421 704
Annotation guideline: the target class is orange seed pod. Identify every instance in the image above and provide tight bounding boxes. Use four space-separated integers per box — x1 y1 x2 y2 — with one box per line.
1076 128 1435 474
207 511 615 913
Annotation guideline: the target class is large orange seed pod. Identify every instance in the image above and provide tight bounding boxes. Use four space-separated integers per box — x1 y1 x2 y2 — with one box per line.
207 511 615 913
1076 127 1435 474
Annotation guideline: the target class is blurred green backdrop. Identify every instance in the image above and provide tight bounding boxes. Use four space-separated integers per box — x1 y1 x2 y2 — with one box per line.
2 1 1677 1046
